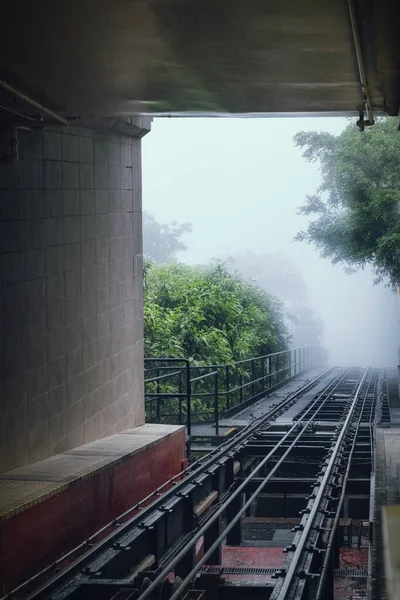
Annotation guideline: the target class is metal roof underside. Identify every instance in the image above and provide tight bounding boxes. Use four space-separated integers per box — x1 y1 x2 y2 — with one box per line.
0 0 398 119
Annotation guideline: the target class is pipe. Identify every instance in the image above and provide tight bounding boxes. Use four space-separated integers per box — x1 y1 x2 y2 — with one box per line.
0 80 70 126
0 102 37 121
348 0 374 127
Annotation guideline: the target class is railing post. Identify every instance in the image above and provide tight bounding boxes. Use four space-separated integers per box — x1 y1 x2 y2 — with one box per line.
186 360 191 437
156 369 160 420
178 370 183 425
261 357 265 391
214 371 219 436
226 365 230 410
268 356 272 388
239 372 243 405
251 359 255 399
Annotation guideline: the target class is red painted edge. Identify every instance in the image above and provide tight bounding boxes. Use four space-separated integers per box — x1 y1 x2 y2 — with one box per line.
0 428 186 593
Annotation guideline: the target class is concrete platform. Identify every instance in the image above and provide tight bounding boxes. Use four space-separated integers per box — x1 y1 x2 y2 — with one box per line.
373 428 400 600
0 423 186 593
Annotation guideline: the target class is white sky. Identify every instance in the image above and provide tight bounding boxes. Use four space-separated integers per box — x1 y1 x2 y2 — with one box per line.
143 117 399 367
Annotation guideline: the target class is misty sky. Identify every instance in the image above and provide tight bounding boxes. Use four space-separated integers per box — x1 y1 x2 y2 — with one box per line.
142 117 399 367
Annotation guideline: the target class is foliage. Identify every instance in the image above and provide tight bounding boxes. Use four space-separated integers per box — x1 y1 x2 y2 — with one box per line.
225 252 324 346
143 211 192 264
144 262 289 365
294 118 400 286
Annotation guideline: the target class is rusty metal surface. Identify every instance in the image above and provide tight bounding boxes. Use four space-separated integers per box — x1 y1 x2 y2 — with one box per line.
334 549 368 600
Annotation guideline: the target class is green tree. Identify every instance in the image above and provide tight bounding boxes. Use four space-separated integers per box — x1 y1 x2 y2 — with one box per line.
143 211 192 263
144 262 289 364
294 118 400 286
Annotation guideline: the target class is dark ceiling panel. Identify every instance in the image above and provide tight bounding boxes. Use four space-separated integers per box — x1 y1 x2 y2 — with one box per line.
0 0 394 116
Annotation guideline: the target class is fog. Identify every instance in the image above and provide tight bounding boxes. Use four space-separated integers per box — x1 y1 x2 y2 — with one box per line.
143 117 399 368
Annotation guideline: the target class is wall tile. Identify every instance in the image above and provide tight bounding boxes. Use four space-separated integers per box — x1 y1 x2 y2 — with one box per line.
63 190 79 216
61 134 79 162
80 190 94 215
44 160 62 189
62 162 79 189
43 131 62 160
0 128 146 473
79 137 94 163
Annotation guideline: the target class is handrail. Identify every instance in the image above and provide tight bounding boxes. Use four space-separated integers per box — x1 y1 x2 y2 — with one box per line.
145 370 182 384
144 346 327 440
190 370 218 384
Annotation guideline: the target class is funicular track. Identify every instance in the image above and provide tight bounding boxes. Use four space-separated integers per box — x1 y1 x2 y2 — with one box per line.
7 367 381 600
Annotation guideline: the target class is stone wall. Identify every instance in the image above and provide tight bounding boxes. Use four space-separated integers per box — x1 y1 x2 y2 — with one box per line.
0 120 150 472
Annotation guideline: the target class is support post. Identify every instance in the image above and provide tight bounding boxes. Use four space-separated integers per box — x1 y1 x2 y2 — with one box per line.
226 365 230 410
156 369 160 419
226 493 243 546
214 371 219 436
186 360 191 437
178 371 183 425
323 545 335 600
333 524 341 569
203 515 222 565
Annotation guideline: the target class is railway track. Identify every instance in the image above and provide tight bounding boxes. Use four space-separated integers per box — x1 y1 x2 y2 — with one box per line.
6 367 382 600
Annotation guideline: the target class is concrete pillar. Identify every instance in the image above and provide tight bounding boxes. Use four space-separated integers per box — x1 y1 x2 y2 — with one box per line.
0 118 151 473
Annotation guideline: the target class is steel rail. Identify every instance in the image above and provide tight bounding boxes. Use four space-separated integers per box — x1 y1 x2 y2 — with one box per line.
275 367 369 600
314 368 374 599
136 369 353 600
20 368 339 600
11 367 335 600
165 374 356 600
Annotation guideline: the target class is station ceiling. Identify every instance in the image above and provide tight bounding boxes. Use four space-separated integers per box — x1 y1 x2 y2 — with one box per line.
0 0 398 119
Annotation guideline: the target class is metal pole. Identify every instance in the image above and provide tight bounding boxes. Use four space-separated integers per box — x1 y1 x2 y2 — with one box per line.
214 371 219 435
0 79 71 126
251 359 255 398
178 371 183 425
186 360 191 437
268 356 271 387
156 369 160 420
261 357 265 391
347 0 374 127
226 365 230 410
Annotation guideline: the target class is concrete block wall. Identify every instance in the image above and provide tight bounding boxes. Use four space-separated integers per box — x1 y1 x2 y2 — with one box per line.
0 122 150 473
